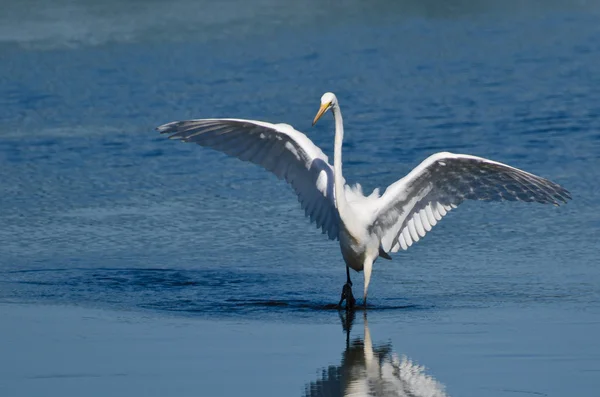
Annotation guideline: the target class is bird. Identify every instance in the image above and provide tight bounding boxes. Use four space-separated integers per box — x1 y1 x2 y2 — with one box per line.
305 313 448 397
156 92 571 309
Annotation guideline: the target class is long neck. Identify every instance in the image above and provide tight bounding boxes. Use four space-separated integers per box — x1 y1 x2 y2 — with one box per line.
332 104 348 217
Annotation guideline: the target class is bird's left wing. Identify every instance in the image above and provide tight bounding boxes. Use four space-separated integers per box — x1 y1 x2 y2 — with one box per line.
370 152 571 253
157 118 340 240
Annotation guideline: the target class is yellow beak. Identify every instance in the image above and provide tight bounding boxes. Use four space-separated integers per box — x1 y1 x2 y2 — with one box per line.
312 103 331 126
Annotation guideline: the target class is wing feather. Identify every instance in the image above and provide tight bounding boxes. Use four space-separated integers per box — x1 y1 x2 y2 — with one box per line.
407 218 419 242
402 227 413 247
419 210 432 232
425 205 436 225
372 152 571 253
414 213 426 237
157 118 340 240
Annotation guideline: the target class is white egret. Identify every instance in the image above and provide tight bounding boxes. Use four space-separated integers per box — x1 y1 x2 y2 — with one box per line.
157 92 571 308
305 313 448 397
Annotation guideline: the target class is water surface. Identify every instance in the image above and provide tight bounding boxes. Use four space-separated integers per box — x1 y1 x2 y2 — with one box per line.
1 1 599 396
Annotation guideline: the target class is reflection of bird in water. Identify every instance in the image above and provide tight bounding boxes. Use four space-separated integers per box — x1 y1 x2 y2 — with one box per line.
304 312 447 397
158 92 570 309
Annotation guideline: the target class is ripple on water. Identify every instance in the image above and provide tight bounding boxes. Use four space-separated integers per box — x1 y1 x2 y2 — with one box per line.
1 267 427 318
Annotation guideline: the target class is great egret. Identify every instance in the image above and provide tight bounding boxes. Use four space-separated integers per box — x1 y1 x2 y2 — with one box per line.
157 92 571 308
305 313 447 397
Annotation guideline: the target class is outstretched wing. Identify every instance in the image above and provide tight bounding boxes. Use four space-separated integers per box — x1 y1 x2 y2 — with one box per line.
370 152 571 253
157 118 340 240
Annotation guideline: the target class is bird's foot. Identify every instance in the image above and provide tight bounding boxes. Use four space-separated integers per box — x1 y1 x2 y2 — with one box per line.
338 282 356 310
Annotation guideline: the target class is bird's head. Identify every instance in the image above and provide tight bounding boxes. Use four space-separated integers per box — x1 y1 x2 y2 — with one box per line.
312 92 337 126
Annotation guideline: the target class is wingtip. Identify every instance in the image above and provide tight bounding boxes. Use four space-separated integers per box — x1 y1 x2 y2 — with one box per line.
156 121 178 134
557 188 572 204
556 193 571 206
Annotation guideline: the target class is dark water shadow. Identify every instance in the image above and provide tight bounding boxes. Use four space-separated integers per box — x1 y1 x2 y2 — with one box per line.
1 267 426 319
228 299 420 312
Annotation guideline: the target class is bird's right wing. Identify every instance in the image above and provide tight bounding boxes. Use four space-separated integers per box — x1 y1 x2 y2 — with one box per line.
370 152 571 253
157 118 340 240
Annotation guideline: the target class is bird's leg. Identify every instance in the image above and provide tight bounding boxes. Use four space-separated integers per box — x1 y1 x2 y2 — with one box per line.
346 265 353 287
338 284 356 310
345 267 356 309
362 258 373 309
338 266 356 310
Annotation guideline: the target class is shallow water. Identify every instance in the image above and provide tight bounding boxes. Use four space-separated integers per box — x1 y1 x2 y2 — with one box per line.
1 0 600 396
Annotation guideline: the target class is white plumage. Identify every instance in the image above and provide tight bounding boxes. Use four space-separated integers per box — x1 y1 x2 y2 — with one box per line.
157 92 571 306
304 316 448 397
158 118 341 240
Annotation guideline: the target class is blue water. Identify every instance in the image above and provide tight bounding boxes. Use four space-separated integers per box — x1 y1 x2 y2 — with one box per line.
1 1 600 396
